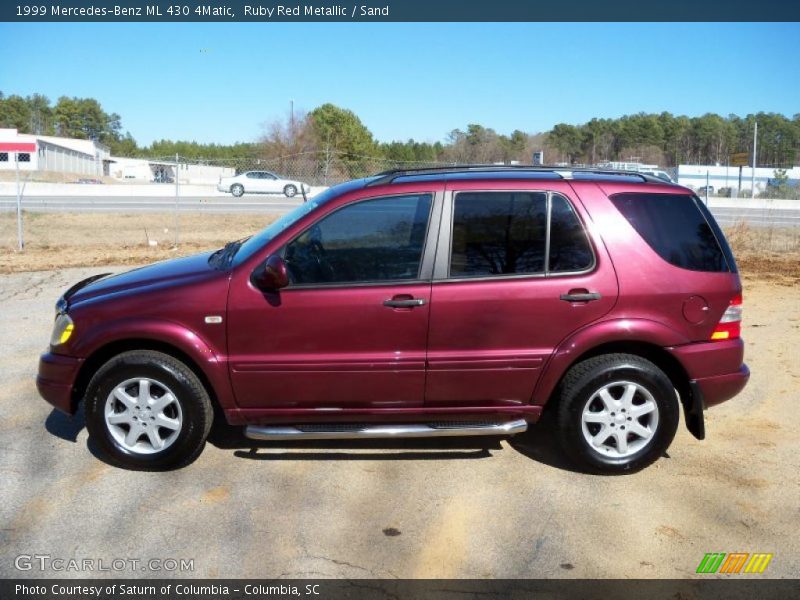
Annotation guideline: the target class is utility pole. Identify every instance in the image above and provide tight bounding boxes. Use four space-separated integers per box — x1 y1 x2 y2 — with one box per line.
751 121 758 199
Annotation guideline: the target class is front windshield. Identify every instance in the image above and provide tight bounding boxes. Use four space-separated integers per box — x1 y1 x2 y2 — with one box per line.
231 186 339 267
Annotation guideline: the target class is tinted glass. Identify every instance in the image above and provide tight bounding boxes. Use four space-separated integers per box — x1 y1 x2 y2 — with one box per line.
451 192 547 277
610 193 730 272
284 194 432 284
549 194 594 272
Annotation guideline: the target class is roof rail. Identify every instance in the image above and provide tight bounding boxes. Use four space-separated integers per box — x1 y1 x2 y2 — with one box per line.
366 164 666 186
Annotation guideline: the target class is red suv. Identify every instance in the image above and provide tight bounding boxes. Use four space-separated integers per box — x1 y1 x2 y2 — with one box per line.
37 167 749 473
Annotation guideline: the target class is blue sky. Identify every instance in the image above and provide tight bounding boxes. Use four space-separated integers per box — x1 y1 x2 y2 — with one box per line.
1 22 798 146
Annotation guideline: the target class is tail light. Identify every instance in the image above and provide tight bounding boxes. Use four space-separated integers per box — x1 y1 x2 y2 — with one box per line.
710 294 742 341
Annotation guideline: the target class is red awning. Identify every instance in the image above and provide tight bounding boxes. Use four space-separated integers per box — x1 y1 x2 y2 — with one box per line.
0 142 36 152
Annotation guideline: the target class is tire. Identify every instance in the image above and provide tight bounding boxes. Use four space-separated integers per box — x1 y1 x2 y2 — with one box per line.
283 184 297 198
231 184 244 197
84 350 213 471
556 353 679 474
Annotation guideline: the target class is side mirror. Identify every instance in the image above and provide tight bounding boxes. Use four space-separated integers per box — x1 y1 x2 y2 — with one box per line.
252 254 289 291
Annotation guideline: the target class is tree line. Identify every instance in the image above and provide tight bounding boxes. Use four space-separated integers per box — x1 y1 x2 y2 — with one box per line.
1 91 798 169
547 112 800 168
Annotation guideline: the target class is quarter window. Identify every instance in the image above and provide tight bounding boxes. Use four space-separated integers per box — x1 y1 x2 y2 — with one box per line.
284 194 432 285
610 193 733 272
549 194 594 272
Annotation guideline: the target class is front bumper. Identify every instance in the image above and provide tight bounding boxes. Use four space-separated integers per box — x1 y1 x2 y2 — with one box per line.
36 351 83 415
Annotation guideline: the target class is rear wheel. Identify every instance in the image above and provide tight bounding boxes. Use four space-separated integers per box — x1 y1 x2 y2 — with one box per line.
84 350 213 470
283 184 297 198
556 353 679 474
231 184 244 197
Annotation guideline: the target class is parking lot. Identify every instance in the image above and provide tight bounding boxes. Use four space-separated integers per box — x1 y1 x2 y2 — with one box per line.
1 267 798 579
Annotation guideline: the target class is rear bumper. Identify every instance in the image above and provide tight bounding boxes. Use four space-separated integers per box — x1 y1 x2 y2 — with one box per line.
693 364 750 408
36 351 83 415
668 338 749 407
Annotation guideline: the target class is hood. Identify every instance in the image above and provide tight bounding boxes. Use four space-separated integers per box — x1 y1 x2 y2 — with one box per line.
66 251 218 307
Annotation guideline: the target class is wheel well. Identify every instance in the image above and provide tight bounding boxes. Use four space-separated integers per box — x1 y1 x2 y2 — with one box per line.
547 341 692 412
72 339 219 413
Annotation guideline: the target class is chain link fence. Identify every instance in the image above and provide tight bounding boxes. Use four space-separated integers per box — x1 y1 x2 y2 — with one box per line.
135 151 456 188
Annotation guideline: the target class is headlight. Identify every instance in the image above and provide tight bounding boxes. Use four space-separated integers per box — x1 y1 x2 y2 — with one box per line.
50 314 75 346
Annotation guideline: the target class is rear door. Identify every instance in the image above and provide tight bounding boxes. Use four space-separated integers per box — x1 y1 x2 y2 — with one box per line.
425 182 618 407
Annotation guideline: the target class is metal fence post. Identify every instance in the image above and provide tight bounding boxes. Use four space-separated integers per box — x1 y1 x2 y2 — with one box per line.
174 153 180 247
15 151 24 251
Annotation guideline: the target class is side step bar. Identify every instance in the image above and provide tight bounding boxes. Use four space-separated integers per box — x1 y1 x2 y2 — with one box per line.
245 419 528 441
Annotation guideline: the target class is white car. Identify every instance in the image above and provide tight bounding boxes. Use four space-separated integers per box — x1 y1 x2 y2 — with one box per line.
217 171 309 197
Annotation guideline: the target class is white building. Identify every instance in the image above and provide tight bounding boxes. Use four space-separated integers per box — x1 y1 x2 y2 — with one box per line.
677 164 800 193
0 128 111 176
109 156 235 185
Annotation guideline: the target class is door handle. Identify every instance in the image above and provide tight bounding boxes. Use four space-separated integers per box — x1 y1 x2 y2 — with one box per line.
559 292 601 302
383 298 426 308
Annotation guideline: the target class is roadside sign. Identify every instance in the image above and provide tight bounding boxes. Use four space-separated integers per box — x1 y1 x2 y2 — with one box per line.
730 152 749 167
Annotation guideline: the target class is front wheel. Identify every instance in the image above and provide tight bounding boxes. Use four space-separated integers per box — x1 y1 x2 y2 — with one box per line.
556 353 679 474
230 184 244 197
84 350 213 470
283 184 297 198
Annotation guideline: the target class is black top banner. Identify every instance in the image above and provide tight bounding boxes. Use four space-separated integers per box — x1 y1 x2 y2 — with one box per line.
2 0 798 22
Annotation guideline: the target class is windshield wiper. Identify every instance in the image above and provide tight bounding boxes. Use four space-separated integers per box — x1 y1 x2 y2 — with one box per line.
210 237 250 269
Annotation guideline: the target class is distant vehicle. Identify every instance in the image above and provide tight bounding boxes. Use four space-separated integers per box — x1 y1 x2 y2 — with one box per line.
696 185 715 195
218 171 309 198
75 178 103 185
38 166 748 473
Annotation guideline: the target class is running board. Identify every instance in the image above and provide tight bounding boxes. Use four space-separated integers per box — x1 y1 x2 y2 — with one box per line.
244 419 528 441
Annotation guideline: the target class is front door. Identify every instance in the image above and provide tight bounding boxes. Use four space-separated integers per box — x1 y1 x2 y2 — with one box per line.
227 192 437 409
425 186 618 407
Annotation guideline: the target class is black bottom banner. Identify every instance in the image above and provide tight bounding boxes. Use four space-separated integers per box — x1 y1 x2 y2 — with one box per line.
2 579 799 600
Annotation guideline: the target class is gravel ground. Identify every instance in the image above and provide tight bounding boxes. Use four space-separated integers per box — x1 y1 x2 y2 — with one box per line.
0 266 798 579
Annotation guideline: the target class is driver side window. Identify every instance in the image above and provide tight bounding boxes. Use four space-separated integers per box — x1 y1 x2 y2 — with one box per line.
284 194 432 285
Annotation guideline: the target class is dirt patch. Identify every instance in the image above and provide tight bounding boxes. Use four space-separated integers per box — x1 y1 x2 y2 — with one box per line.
725 223 800 284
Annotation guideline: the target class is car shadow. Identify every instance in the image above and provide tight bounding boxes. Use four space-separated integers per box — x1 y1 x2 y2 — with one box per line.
44 407 85 442
209 421 499 461
506 410 586 474
43 404 586 471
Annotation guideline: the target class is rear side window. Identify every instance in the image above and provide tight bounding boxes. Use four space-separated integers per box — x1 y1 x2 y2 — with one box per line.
609 193 734 272
451 192 547 277
449 191 594 278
